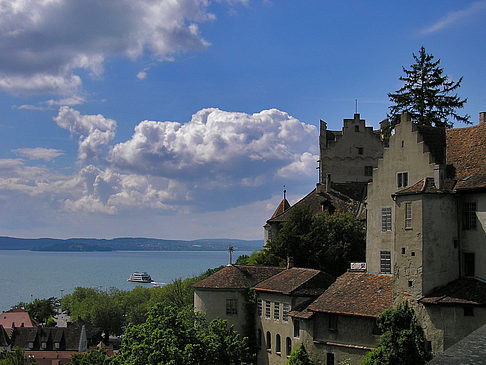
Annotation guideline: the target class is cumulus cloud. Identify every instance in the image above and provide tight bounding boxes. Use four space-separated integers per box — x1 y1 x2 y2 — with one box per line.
277 152 318 179
420 1 486 35
13 148 64 161
110 108 318 184
136 71 147 80
0 0 220 95
54 106 116 162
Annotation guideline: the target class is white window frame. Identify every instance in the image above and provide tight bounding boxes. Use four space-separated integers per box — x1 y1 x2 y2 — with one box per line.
273 301 280 321
380 250 391 274
381 207 392 232
265 300 271 319
226 298 238 315
405 202 412 229
282 303 290 322
397 171 409 188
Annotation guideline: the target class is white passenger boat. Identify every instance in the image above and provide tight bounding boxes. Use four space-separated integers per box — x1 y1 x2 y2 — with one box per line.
127 272 153 283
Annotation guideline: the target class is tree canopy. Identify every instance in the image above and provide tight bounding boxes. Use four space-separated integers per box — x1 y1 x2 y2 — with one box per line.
286 344 314 365
15 297 58 325
362 302 430 365
111 303 252 365
387 46 469 133
240 206 365 276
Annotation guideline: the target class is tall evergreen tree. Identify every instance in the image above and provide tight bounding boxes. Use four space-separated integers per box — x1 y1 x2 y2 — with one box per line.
387 46 469 133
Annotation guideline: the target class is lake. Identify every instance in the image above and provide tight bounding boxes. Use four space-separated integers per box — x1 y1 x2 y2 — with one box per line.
0 250 252 311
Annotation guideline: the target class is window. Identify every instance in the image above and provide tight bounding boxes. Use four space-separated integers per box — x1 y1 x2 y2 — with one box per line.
405 202 412 229
464 307 474 317
357 147 364 155
464 253 475 277
55 342 60 350
364 165 373 176
327 352 335 365
274 301 280 320
381 207 392 232
286 337 292 356
380 250 391 274
265 301 271 319
397 172 408 188
282 303 290 322
463 202 477 230
402 247 406 254
293 319 300 338
408 280 413 287
328 314 337 331
266 331 271 350
257 299 262 317
42 342 47 349
226 299 237 315
28 342 33 349
276 334 281 354
355 125 360 132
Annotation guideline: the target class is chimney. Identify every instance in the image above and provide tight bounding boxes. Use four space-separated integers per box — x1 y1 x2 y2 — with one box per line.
434 165 443 190
286 256 294 269
480 112 486 125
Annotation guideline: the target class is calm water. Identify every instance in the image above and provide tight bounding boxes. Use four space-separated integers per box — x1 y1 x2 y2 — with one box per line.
0 250 251 311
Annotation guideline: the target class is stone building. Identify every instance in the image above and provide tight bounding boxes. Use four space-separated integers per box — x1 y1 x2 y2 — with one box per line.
366 111 486 354
264 114 384 244
253 267 334 365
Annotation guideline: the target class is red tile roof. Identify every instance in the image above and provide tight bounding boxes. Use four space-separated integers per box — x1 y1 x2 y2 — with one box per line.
420 278 486 306
394 177 442 196
254 267 335 296
270 198 291 219
0 308 36 329
193 265 285 290
307 272 393 318
446 123 486 191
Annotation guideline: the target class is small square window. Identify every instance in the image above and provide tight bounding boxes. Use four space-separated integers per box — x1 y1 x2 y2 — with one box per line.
402 248 405 254
357 147 364 155
408 280 413 287
355 126 360 132
411 252 415 256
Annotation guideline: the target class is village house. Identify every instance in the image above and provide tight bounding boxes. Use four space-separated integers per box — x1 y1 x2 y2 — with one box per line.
0 308 37 331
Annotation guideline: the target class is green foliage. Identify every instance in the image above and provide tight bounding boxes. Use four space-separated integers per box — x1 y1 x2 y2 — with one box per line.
0 347 28 365
15 297 58 325
286 344 314 365
67 349 108 365
264 206 365 276
387 46 469 134
111 303 253 365
362 302 430 365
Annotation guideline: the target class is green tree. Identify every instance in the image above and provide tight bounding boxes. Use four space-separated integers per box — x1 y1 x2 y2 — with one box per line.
67 349 108 365
112 303 252 365
0 347 29 365
362 302 430 365
286 344 314 365
24 297 58 325
264 206 365 276
387 46 469 134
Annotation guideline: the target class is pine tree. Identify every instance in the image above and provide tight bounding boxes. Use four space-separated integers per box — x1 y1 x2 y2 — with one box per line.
387 46 469 133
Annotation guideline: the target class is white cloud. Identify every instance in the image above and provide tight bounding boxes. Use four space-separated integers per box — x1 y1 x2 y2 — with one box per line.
54 106 116 162
277 152 318 179
420 1 486 35
0 0 218 95
110 108 318 183
13 147 64 161
136 71 147 80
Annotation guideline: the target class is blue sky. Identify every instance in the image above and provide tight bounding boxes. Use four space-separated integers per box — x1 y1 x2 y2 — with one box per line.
0 0 484 240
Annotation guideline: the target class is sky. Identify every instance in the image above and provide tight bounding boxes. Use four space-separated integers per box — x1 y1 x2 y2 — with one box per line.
0 0 485 240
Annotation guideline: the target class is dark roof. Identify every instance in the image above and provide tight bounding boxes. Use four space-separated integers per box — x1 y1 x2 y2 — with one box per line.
416 124 446 165
254 268 335 296
267 186 360 224
307 272 393 318
394 177 442 196
193 265 285 290
11 326 85 351
446 123 486 191
270 198 291 219
0 325 9 347
420 278 486 306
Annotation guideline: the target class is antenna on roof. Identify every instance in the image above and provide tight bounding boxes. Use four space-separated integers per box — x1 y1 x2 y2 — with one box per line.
283 185 286 200
355 99 358 114
227 245 234 266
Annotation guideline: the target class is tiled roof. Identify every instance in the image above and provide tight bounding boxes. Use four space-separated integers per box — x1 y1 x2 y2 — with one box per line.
0 308 36 329
267 186 360 224
270 198 291 219
446 123 486 191
394 177 442 196
307 272 393 318
193 265 285 290
254 267 335 296
420 278 486 306
11 326 85 351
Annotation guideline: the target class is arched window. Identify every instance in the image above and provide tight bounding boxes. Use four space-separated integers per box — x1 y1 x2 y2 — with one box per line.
276 334 281 353
286 337 292 356
266 331 271 349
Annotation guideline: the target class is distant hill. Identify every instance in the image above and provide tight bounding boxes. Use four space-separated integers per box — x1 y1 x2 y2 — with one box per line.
0 236 263 252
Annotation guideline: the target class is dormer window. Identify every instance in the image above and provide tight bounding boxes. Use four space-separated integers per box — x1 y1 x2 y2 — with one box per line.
55 342 60 350
397 172 408 188
41 342 47 349
28 342 34 349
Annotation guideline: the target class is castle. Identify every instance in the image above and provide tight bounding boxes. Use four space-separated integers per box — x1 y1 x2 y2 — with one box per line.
194 111 486 364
